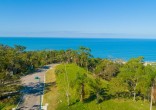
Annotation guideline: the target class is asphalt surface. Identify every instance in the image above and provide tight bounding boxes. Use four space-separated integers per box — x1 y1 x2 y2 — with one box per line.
17 64 54 110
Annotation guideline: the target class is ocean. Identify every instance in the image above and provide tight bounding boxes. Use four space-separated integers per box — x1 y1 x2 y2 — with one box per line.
1 37 156 62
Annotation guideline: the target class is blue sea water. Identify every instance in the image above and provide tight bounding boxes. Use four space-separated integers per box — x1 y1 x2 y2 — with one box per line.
1 37 156 61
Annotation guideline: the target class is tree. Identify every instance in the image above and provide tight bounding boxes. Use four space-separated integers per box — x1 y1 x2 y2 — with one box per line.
88 58 102 72
109 77 129 98
95 59 119 80
71 72 89 102
119 57 145 101
138 65 156 100
89 78 105 103
78 46 92 71
14 45 26 53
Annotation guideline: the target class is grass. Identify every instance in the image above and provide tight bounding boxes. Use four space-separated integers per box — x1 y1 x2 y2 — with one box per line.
0 94 20 110
55 63 91 107
43 65 58 110
55 63 156 110
56 99 156 110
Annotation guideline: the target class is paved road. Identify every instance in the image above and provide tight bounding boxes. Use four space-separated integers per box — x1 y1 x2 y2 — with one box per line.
17 64 54 110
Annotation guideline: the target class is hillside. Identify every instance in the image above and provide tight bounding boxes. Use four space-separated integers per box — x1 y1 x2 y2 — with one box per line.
54 64 156 110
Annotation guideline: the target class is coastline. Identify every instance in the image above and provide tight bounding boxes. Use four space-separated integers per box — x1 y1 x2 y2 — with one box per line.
121 61 156 66
144 62 156 66
1 37 156 62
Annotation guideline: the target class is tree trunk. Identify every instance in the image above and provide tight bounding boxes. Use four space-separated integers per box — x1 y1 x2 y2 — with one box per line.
133 82 137 101
64 64 70 106
86 61 88 73
66 92 70 106
133 92 136 101
144 96 146 102
150 86 153 110
96 92 100 103
81 61 83 67
80 83 85 102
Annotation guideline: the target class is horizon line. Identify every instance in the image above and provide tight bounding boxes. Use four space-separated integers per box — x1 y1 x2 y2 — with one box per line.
1 36 156 39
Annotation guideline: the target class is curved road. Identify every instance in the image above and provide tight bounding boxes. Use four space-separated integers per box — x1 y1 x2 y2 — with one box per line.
17 64 55 110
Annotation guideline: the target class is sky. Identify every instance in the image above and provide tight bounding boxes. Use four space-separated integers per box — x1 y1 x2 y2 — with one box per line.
0 0 156 38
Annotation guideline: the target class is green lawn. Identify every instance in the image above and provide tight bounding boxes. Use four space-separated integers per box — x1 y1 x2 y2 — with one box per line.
56 98 156 110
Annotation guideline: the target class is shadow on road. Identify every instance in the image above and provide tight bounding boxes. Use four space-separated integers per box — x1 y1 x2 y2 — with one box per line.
16 64 56 110
21 82 55 96
17 82 54 109
33 65 51 73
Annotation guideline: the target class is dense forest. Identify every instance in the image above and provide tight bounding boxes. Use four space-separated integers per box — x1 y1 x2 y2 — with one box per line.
1 44 156 109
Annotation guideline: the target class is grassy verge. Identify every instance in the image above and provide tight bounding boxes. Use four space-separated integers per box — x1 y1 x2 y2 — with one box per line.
0 94 20 110
43 65 58 110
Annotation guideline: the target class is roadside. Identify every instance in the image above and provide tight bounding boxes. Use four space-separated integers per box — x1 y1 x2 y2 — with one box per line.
43 64 58 110
16 64 55 110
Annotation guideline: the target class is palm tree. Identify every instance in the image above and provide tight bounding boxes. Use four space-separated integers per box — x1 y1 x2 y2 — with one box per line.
72 72 88 102
78 46 92 72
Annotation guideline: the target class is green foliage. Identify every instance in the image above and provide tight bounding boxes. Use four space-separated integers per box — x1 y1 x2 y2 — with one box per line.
1 44 89 107
1 43 156 109
95 59 120 80
71 72 89 102
116 57 156 100
55 57 156 109
56 64 108 109
109 77 129 98
55 64 90 104
0 94 21 110
89 78 106 103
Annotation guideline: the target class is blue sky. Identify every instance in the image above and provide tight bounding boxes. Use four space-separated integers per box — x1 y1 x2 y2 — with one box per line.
0 0 156 38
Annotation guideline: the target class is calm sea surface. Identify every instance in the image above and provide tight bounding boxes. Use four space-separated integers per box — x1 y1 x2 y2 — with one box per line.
1 37 156 61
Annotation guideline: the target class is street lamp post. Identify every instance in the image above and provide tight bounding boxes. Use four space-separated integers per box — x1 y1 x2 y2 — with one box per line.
35 76 42 110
